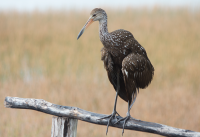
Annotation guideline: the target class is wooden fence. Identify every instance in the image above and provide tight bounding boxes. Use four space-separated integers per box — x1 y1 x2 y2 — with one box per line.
4 96 200 137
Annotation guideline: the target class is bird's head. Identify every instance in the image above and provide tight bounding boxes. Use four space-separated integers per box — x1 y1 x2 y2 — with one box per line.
77 8 107 40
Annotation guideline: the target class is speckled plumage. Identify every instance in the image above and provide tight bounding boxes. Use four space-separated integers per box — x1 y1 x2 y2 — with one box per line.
97 8 154 105
77 8 154 134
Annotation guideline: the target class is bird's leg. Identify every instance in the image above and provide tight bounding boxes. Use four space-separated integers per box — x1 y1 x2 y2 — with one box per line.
98 89 120 118
99 89 119 135
113 101 131 135
98 69 120 135
114 91 138 135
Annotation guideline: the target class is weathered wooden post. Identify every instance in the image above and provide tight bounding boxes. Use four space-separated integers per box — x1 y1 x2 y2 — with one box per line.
51 116 78 137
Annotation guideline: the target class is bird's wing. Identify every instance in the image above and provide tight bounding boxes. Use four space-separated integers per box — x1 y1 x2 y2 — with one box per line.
122 53 154 102
101 47 128 102
107 66 129 102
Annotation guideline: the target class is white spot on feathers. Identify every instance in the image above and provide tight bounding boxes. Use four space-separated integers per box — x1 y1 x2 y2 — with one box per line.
124 69 128 77
123 49 126 54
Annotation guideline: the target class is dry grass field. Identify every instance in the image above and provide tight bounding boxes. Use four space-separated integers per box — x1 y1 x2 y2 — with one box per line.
0 8 200 137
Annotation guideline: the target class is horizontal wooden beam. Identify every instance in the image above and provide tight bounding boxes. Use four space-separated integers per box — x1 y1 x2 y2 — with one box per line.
4 96 200 137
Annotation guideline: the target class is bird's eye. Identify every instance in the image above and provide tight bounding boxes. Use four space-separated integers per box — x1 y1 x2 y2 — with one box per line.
93 14 96 17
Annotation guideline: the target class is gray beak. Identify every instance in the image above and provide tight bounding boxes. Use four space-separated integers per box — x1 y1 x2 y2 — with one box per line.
77 17 94 40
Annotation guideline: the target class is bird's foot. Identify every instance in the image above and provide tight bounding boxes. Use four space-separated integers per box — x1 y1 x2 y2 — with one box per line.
114 114 131 135
98 111 120 135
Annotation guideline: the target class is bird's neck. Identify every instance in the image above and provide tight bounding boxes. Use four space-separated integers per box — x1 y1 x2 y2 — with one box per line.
99 19 109 42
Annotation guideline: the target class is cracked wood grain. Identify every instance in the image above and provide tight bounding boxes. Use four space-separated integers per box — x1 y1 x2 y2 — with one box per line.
51 116 78 137
4 96 200 137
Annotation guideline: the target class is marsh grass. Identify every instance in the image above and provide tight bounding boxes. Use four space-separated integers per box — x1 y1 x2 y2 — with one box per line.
0 8 200 137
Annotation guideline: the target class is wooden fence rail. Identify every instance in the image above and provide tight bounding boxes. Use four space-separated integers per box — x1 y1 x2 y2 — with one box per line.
4 96 200 137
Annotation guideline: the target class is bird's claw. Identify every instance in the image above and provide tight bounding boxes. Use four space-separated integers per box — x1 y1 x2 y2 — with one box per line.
114 115 131 136
97 111 120 135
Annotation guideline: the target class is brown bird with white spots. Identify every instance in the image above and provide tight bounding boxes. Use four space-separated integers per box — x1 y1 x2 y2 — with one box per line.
77 8 154 135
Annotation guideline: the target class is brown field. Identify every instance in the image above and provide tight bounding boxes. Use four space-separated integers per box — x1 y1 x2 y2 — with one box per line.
0 7 200 137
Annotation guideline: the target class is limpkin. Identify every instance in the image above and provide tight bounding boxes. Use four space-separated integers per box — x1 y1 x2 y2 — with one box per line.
77 8 154 135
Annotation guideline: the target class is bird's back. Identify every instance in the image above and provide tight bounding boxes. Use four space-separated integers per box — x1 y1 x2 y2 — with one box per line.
101 29 151 67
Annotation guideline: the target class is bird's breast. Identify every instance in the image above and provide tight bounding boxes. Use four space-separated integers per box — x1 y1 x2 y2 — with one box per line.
106 46 131 67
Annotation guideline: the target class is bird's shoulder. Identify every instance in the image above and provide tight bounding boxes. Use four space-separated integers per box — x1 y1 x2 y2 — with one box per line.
109 29 138 49
107 29 132 50
110 29 133 39
111 30 148 57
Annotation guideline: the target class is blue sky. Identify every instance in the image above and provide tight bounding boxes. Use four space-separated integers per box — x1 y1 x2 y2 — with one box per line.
0 0 200 11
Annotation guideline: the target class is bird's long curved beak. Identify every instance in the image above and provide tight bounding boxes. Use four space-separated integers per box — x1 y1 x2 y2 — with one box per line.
77 17 94 40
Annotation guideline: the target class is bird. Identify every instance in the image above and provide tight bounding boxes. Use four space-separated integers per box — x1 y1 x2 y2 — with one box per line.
77 8 154 135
